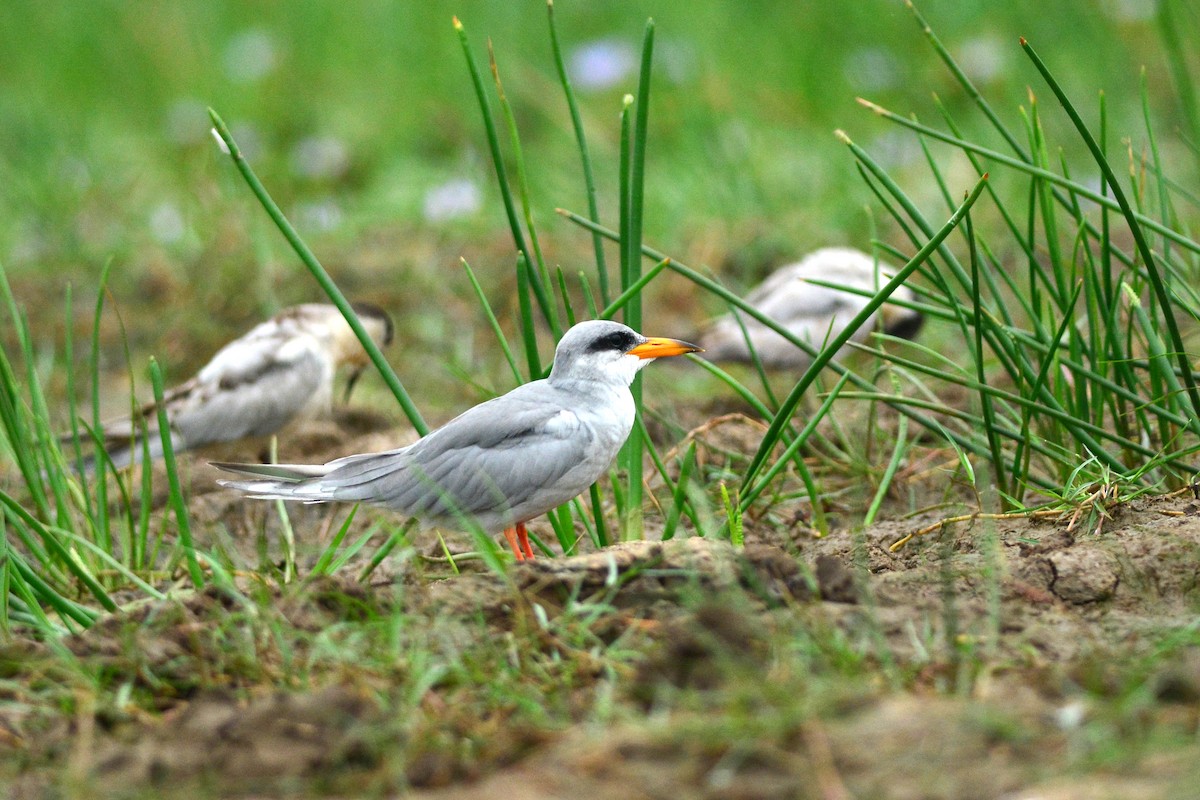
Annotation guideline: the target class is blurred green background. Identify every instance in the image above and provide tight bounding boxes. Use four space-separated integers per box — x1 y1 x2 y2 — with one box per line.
0 0 1190 415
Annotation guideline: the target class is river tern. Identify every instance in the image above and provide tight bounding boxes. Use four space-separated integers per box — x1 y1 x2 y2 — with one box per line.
699 247 923 368
215 319 701 560
86 303 393 470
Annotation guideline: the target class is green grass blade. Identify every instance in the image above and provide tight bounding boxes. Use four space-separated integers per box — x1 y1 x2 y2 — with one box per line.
310 505 359 577
599 258 669 319
148 358 204 589
51 527 166 600
740 372 849 514
740 171 989 494
617 90 641 540
904 0 1028 159
1020 37 1200 423
588 483 610 548
857 98 1200 256
453 17 558 334
358 519 417 582
515 253 542 379
329 520 385 575
5 544 96 629
488 42 559 335
965 210 1007 501
546 0 610 304
207 109 428 436
862 388 909 527
0 490 115 613
556 268 578 327
462 258 522 385
662 442 697 541
1156 0 1200 166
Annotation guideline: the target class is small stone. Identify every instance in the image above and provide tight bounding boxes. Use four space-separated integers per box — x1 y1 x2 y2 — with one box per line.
1047 546 1120 604
815 554 858 604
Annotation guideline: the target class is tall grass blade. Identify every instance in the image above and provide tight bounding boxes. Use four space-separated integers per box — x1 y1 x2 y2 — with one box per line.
1156 0 1200 169
618 20 655 542
5 543 96 630
740 372 850 515
148 358 204 589
863 377 909 527
661 442 696 541
855 98 1200 256
965 210 1007 501
0 491 114 614
739 169 989 496
616 94 638 540
546 0 610 304
462 258 522 385
207 109 428 436
488 41 560 335
359 518 417 582
904 1 1028 158
515 254 542 379
599 258 669 320
1019 37 1200 426
452 17 558 335
310 505 359 577
588 484 610 548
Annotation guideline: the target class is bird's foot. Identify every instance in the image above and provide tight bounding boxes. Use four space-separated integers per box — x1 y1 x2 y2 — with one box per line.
504 527 527 561
516 521 535 559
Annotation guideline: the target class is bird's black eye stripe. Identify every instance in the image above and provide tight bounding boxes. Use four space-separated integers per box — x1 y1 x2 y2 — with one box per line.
587 330 639 353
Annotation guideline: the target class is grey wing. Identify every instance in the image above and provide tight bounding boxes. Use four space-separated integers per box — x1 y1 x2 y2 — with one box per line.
168 338 332 448
316 392 597 522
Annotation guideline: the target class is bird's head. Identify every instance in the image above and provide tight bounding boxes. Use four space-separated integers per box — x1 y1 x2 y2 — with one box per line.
878 294 924 341
549 319 702 387
336 302 394 402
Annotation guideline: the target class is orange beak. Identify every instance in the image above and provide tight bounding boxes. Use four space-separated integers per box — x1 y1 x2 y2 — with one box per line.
627 336 704 360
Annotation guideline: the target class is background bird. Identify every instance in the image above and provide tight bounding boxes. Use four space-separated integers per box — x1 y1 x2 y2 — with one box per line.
81 302 393 471
216 319 701 561
698 247 923 369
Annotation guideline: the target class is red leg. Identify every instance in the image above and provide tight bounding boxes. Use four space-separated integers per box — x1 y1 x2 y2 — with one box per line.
503 527 526 561
516 521 535 559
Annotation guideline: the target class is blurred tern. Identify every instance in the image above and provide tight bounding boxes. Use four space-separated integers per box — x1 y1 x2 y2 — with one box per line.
88 303 393 470
699 247 923 369
215 320 702 561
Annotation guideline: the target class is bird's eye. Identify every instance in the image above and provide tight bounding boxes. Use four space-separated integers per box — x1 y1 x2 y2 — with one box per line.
587 330 638 353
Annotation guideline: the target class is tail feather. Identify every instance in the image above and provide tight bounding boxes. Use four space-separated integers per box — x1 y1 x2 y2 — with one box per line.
213 461 336 504
214 478 326 502
209 461 331 481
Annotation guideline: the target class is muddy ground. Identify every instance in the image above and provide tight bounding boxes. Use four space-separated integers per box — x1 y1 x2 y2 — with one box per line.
4 414 1200 799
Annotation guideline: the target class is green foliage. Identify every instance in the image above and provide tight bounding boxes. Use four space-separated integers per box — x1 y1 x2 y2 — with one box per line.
839 3 1200 506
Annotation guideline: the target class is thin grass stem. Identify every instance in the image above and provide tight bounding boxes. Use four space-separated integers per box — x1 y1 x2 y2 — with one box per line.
208 109 428 436
547 0 610 304
148 359 203 589
462 258 522 385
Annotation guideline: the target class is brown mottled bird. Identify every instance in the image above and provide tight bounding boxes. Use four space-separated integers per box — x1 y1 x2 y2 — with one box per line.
86 303 393 470
699 247 923 368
